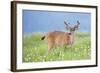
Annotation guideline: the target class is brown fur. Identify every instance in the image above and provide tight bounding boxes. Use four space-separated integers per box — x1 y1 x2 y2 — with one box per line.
45 31 71 51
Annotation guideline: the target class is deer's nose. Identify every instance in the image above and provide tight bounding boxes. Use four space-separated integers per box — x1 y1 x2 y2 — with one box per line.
68 33 71 35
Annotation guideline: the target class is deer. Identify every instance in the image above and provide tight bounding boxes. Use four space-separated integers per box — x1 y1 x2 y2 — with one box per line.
41 21 80 51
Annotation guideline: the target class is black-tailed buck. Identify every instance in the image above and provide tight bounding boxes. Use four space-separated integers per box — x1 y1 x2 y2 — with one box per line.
41 21 80 51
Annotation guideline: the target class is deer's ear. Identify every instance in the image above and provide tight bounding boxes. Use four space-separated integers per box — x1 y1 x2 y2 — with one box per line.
74 20 80 30
64 21 70 30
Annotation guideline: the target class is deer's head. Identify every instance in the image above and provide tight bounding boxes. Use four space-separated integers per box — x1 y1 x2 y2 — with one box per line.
64 21 80 33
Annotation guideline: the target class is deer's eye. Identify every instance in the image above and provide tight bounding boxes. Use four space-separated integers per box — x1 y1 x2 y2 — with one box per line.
73 28 76 31
70 28 75 31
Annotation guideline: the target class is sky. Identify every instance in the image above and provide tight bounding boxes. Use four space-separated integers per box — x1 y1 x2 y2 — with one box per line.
23 10 91 34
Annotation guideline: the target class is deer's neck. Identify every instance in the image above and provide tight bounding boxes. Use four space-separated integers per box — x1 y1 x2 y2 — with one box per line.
70 32 75 44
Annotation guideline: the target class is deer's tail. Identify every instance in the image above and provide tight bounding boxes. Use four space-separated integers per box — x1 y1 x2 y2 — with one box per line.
41 36 45 40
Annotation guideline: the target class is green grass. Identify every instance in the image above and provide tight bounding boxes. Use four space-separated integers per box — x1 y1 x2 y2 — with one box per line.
23 32 91 62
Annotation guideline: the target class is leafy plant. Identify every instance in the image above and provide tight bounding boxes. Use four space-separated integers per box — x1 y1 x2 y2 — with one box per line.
23 32 91 62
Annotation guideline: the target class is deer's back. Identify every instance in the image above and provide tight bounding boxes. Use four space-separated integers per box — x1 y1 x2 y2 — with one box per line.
46 31 71 46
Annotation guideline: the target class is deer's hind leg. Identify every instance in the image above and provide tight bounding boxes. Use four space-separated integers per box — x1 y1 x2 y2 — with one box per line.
47 39 54 51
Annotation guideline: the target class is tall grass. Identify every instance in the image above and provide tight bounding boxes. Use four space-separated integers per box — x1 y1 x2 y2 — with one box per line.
23 32 91 62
